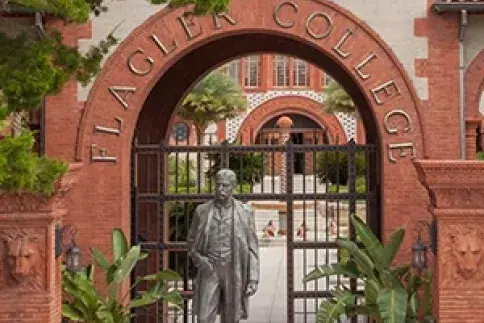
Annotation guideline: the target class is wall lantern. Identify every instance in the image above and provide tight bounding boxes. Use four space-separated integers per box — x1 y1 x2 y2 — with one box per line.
411 219 437 270
55 224 82 272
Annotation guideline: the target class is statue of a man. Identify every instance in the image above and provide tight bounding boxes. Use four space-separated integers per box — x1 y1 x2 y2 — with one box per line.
187 169 260 323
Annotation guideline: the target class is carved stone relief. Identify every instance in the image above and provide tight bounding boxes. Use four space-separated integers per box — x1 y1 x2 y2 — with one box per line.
0 228 46 291
441 224 484 288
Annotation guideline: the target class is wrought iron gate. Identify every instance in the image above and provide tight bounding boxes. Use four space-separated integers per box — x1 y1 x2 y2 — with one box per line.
131 138 378 323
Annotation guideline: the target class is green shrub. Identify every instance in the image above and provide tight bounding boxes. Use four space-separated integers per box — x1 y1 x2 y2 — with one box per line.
206 144 263 185
316 151 366 185
0 131 67 195
168 155 196 189
478 152 484 160
328 176 366 194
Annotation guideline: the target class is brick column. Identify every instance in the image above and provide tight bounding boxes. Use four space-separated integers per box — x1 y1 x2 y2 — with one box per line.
0 164 82 323
414 160 484 323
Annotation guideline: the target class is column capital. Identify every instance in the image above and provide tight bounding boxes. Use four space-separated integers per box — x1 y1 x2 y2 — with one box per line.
414 160 484 210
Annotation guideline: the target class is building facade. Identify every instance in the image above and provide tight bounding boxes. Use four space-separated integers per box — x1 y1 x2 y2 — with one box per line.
2 1 484 322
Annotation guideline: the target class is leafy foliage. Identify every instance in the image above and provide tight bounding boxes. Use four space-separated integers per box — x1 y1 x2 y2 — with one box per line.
62 228 183 323
323 80 357 117
0 131 67 194
316 151 366 185
151 0 230 15
304 214 434 323
206 143 263 185
178 71 247 142
7 0 90 22
168 155 197 189
0 29 117 116
478 152 484 160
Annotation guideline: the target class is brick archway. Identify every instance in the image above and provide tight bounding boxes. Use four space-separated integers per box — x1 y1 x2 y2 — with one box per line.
49 0 431 255
237 96 347 144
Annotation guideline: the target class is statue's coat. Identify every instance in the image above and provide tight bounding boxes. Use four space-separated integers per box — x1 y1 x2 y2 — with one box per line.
187 199 260 321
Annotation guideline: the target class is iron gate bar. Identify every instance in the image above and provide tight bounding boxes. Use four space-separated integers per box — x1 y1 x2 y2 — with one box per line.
135 193 376 203
286 141 295 323
133 144 376 153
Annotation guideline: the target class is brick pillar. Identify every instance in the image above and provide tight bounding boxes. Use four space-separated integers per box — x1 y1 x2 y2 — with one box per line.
414 160 484 323
0 164 82 323
466 118 481 160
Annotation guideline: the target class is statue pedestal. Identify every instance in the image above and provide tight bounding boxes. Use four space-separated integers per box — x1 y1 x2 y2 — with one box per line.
414 160 484 322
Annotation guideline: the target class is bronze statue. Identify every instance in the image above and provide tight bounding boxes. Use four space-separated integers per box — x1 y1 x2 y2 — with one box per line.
187 169 260 323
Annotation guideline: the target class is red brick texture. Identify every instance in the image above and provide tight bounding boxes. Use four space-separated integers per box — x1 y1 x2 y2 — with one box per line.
415 160 484 323
414 1 460 159
237 96 348 144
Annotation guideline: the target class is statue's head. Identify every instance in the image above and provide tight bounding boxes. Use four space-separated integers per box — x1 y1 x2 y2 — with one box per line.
215 169 237 202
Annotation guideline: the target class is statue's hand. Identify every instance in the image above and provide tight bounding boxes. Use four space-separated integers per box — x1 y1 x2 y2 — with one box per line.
246 281 258 297
199 257 214 273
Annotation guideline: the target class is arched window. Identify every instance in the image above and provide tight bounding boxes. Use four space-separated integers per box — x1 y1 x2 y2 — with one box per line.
172 122 189 142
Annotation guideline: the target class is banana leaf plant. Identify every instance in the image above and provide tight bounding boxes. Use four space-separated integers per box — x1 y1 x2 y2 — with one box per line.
62 228 183 323
304 214 433 323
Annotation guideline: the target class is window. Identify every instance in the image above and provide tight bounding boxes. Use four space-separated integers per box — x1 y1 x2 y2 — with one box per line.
220 60 240 84
273 55 289 87
323 73 334 87
293 59 309 86
172 123 189 141
244 55 260 87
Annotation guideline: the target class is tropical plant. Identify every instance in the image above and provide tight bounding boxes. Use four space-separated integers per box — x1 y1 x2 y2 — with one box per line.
323 80 357 117
478 151 484 160
304 214 433 323
177 71 247 143
62 228 183 323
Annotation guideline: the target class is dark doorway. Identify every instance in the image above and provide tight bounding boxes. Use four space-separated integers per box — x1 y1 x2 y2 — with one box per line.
291 132 305 174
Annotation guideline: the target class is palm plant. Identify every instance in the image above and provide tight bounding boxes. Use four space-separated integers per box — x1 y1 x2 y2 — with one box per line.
323 80 357 117
178 71 247 144
62 228 183 323
304 215 433 323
